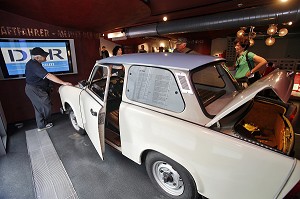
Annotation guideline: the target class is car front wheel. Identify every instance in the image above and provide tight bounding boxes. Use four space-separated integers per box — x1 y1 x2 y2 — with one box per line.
145 151 198 199
68 108 86 135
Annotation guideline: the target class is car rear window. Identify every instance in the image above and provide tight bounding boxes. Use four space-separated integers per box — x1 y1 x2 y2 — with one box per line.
192 63 227 109
192 64 225 88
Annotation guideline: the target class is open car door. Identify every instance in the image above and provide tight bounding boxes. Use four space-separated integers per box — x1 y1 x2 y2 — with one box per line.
79 64 111 160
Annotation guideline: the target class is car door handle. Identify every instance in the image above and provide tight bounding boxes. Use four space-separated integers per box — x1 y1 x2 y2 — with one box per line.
90 109 97 116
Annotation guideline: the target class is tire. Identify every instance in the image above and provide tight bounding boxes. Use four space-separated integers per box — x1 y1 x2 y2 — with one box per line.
68 108 86 135
145 151 198 199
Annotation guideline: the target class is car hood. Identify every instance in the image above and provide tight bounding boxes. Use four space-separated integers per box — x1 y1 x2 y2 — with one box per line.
205 69 294 127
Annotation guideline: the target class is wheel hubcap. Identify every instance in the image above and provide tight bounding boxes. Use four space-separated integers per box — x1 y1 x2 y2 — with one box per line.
152 161 184 196
70 111 80 131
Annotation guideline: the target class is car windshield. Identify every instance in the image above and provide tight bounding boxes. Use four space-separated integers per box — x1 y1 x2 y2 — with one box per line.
89 65 124 101
191 62 237 116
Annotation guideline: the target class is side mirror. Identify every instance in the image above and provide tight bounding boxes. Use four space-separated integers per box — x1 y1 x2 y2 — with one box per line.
78 80 88 88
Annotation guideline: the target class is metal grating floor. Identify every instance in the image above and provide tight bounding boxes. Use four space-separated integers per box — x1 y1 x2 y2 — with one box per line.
26 129 78 199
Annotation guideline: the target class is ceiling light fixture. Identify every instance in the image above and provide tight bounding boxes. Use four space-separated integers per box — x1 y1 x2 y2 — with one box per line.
267 24 277 36
163 16 168 21
236 26 256 46
236 27 246 38
248 26 256 46
107 31 127 40
249 38 255 47
265 23 289 46
265 37 275 46
278 28 288 37
236 22 289 47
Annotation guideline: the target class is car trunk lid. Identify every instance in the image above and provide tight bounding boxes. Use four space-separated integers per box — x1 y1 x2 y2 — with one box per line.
206 69 294 127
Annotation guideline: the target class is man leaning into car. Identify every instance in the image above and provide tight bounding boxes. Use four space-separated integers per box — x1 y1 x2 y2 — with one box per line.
25 47 72 132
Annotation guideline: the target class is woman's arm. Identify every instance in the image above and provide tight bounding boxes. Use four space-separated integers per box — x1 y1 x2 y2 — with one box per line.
245 55 267 77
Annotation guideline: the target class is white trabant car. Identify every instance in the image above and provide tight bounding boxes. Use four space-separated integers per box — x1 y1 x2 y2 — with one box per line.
59 53 300 199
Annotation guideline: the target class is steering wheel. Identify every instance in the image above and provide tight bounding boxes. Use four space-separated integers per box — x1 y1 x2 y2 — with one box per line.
108 78 124 99
91 83 105 99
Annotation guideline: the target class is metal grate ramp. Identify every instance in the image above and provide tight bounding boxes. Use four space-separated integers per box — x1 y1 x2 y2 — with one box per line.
26 129 78 199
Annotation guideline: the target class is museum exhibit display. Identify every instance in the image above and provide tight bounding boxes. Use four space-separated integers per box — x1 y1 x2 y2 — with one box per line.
59 53 299 199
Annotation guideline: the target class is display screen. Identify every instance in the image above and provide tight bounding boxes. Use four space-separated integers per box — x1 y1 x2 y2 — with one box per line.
0 39 78 79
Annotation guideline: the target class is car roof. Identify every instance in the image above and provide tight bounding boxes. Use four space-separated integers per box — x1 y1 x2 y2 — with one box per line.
97 53 225 71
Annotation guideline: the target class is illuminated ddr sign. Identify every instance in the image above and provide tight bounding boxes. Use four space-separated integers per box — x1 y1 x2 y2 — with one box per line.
0 39 77 79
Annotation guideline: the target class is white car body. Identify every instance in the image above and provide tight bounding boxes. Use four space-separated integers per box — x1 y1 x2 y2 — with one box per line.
59 53 299 199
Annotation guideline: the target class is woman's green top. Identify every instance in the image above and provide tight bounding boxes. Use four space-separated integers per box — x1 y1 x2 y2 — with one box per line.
235 51 255 79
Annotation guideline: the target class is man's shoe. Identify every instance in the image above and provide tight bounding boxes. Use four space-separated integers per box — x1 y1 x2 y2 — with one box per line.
37 123 53 132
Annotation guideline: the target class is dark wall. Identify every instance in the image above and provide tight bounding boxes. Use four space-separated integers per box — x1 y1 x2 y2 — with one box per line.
0 10 100 124
188 38 211 55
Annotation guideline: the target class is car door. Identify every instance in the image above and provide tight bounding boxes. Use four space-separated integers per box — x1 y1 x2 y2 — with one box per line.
79 64 111 160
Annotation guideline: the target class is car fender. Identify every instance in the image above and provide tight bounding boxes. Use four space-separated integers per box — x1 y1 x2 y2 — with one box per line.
277 159 300 198
59 85 84 129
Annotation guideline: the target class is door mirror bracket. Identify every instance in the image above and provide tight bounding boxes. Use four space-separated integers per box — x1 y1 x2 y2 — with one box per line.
79 80 88 88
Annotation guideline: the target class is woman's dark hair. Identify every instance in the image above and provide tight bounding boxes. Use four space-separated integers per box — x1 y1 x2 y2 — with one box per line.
234 36 250 50
113 46 122 56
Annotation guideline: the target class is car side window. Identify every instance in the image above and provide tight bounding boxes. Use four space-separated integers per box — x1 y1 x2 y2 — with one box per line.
126 65 185 113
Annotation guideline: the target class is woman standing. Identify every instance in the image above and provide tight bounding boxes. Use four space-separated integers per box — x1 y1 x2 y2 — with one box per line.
234 36 267 85
112 46 123 56
111 46 124 77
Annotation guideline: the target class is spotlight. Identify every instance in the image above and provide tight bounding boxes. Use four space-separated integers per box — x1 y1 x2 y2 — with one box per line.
265 37 275 46
267 24 277 36
236 27 246 38
249 38 255 47
279 28 288 37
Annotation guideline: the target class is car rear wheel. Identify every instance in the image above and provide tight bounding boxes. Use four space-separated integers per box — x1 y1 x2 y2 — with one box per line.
68 108 86 135
145 151 198 199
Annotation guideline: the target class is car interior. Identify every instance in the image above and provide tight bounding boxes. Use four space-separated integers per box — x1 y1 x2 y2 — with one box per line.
214 97 294 155
234 99 293 155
